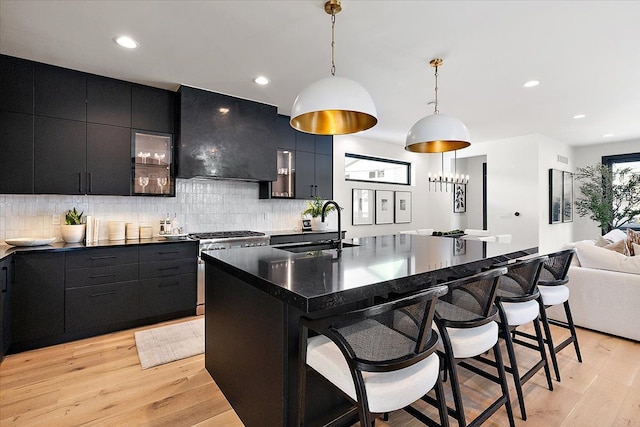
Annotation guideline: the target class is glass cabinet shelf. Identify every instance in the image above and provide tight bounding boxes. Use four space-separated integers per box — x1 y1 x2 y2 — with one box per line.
132 130 175 197
271 149 295 198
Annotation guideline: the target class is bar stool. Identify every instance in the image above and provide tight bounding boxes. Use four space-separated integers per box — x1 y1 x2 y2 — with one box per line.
478 256 554 420
536 248 582 381
425 267 516 427
297 285 450 427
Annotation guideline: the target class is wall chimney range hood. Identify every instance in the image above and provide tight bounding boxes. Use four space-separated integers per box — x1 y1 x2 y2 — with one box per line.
177 86 277 181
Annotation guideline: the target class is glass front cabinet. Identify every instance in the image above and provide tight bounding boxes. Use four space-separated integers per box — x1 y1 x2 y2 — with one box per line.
132 130 175 196
271 149 295 198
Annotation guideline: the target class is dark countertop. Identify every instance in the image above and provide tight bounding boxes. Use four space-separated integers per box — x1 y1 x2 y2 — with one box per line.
202 234 537 313
0 237 196 261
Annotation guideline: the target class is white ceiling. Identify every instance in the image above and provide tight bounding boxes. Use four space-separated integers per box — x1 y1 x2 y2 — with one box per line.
1 0 639 147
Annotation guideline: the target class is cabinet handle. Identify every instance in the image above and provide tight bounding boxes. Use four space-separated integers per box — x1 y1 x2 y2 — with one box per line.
159 266 180 271
90 273 117 279
78 172 83 193
90 256 117 260
87 173 92 193
309 185 314 198
1 266 7 293
90 290 117 298
159 282 179 288
158 251 179 255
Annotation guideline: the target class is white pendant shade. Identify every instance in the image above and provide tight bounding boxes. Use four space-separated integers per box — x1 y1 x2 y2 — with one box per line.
290 76 377 135
405 114 471 153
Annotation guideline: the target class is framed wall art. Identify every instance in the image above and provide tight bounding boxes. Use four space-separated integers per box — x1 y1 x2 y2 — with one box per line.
394 191 412 223
352 189 375 225
453 184 466 213
375 190 394 224
549 169 563 224
562 171 573 223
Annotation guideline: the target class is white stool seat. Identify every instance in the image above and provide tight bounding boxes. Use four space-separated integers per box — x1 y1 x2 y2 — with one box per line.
464 229 490 237
538 284 569 306
478 236 497 242
496 234 512 243
438 321 499 359
501 300 540 326
307 334 440 414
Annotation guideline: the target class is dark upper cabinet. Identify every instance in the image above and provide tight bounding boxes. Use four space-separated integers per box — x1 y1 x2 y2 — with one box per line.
295 131 315 153
11 252 64 344
35 63 86 122
315 135 333 155
0 111 34 194
177 85 277 181
132 85 175 134
314 153 333 200
276 114 296 150
0 55 34 114
87 76 131 127
296 151 316 199
34 116 87 194
87 123 131 195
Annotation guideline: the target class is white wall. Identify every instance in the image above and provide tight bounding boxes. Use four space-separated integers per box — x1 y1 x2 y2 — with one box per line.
572 138 640 241
332 135 466 238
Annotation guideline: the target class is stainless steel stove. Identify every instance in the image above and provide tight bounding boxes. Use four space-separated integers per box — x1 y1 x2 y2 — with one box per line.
190 230 270 314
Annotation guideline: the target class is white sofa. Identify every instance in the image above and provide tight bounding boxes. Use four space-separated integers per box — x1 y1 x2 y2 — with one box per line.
548 239 640 342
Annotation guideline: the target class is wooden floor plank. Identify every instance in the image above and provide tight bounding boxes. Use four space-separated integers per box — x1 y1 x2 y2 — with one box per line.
2 317 639 426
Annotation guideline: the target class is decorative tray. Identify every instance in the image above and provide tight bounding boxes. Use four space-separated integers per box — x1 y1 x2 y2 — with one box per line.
5 237 57 247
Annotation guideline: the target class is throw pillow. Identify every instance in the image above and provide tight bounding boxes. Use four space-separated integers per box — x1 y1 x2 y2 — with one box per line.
594 236 610 247
603 239 629 255
634 243 640 257
574 241 640 275
602 228 627 243
627 229 640 256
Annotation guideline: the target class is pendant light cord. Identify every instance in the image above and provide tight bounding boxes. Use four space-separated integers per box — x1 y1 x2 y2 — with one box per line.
330 10 336 76
434 64 439 114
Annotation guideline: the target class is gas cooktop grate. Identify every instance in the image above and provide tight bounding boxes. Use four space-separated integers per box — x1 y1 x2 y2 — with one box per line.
189 230 266 240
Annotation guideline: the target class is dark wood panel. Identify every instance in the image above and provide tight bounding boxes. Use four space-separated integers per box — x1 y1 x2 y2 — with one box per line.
132 85 175 133
65 263 138 289
0 55 34 114
65 280 139 332
11 252 64 343
86 123 131 195
87 76 131 127
139 273 196 319
34 116 86 194
66 246 139 269
34 63 86 121
0 111 34 193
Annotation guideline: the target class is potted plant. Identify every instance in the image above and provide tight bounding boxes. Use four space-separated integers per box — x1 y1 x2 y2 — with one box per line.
302 196 336 231
575 163 640 233
61 207 86 243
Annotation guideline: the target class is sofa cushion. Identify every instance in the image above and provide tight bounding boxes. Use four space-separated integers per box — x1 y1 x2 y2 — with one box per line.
574 241 640 275
603 228 627 243
627 229 640 256
634 243 640 257
603 239 629 255
594 236 610 247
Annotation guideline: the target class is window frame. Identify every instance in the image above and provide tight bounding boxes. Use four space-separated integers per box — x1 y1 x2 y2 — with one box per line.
344 153 411 186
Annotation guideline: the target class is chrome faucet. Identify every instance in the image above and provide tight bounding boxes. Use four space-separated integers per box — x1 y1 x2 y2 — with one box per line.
321 200 342 253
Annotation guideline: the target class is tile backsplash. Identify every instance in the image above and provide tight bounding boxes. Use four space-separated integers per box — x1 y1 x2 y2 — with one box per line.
0 179 309 244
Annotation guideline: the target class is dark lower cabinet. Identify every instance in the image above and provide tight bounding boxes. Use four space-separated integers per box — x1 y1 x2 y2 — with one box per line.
11 252 64 344
139 274 196 319
1 257 12 359
65 281 139 332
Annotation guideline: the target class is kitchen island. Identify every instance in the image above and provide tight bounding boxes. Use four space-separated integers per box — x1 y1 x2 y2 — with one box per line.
202 234 536 427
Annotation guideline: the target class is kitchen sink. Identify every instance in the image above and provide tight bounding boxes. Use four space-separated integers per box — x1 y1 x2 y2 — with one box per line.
276 241 359 253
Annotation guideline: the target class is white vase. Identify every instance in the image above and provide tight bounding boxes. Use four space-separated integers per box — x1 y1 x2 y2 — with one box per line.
61 224 86 243
311 217 328 231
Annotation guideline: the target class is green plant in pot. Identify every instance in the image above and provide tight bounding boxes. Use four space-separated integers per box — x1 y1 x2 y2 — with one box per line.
61 207 86 243
302 196 336 231
575 163 640 233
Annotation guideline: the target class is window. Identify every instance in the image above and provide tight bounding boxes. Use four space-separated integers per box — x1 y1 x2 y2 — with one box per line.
344 153 411 185
602 152 640 224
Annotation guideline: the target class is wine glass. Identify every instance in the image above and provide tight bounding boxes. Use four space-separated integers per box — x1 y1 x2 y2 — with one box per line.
138 176 149 193
154 153 166 165
157 177 168 194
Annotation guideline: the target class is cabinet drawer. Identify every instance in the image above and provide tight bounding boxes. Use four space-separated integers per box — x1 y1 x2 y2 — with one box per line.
270 235 303 245
139 242 197 262
139 258 196 279
139 273 196 319
66 263 138 289
65 280 138 332
66 247 138 269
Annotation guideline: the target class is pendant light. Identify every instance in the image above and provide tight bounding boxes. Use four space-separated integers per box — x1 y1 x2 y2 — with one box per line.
290 0 377 135
405 58 470 153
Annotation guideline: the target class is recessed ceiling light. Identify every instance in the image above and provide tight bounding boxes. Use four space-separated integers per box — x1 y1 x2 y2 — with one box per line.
218 107 230 114
523 80 540 88
114 36 139 49
573 114 586 119
602 133 615 138
253 76 270 85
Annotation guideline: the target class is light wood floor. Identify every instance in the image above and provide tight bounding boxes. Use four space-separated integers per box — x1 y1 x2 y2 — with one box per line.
1 316 638 427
